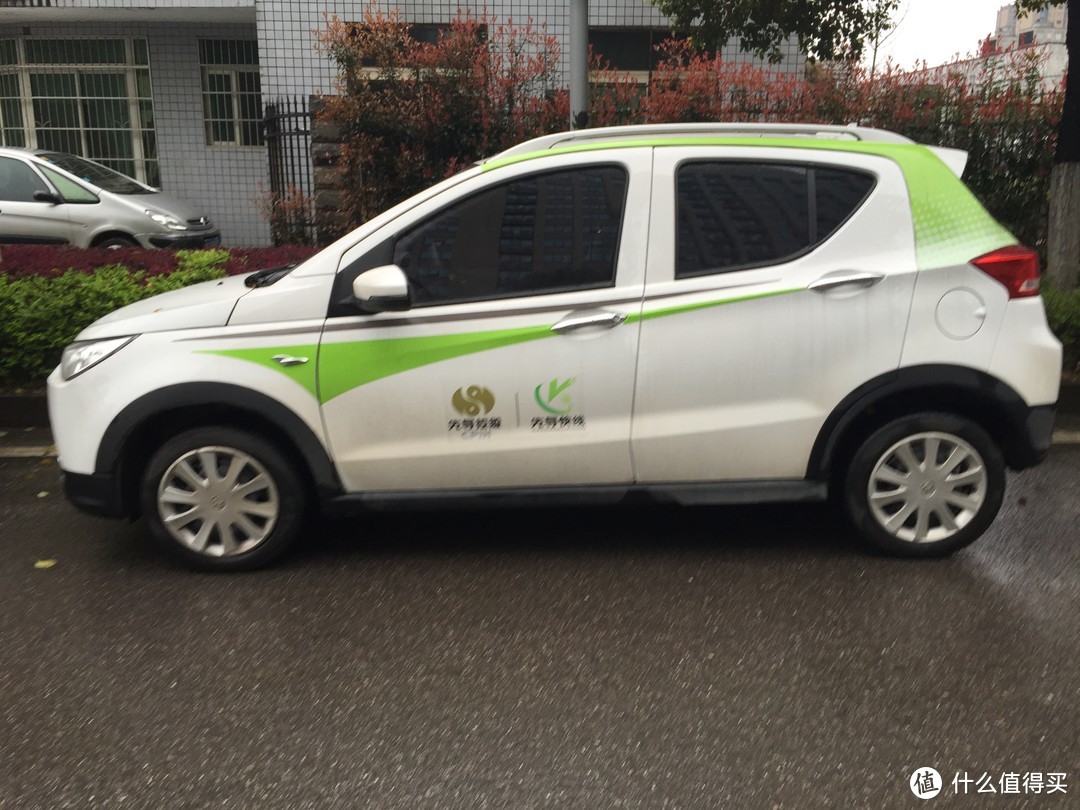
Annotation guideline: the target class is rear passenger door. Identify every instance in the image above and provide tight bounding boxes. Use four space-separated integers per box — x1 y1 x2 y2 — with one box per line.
632 147 918 482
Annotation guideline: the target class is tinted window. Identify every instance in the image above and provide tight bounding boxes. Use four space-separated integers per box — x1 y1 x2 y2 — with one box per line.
393 166 627 306
815 167 875 240
36 151 145 194
0 156 48 202
676 162 875 278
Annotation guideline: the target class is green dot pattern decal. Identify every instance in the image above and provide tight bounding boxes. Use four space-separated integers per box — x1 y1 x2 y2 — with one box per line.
485 137 1017 270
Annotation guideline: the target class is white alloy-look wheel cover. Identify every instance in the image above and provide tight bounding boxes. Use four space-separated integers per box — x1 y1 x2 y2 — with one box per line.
156 446 280 557
867 431 988 544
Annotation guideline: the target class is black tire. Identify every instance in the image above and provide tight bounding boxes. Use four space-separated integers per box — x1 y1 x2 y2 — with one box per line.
842 412 1006 558
139 426 308 571
95 235 139 249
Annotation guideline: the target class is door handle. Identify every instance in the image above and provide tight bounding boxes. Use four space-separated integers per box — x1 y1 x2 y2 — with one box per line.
808 271 885 292
550 310 628 334
272 354 309 367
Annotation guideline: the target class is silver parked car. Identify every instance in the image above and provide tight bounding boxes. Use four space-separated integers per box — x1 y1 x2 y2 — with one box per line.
0 147 220 248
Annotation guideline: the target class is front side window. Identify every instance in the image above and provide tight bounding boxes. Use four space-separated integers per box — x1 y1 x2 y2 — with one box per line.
676 161 875 278
38 164 98 203
0 156 47 202
392 166 628 306
199 40 263 147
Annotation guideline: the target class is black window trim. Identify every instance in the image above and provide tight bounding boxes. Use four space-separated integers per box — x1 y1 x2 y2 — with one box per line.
673 157 878 280
330 162 631 317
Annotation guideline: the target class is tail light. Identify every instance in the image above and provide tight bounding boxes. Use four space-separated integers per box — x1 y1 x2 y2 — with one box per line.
971 245 1041 299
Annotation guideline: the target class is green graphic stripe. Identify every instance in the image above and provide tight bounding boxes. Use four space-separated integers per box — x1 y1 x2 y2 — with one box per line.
626 286 801 323
485 137 1016 271
318 324 552 403
201 344 319 398
207 288 802 403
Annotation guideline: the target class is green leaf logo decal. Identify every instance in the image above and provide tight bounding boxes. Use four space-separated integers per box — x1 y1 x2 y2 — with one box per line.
534 377 575 415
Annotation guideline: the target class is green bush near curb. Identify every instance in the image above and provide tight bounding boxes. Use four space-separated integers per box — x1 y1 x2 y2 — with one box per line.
0 250 228 385
1045 288 1080 377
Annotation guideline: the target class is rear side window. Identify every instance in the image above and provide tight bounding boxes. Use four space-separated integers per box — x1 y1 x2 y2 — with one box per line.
676 162 875 278
393 165 628 306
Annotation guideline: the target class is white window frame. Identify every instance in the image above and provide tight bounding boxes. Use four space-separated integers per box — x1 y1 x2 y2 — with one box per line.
199 40 262 148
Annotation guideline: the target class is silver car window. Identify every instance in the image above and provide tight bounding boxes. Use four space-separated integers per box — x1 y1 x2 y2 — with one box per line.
0 157 49 202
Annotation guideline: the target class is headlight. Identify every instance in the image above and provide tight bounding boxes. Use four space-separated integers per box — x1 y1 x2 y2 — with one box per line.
144 209 188 231
61 337 135 381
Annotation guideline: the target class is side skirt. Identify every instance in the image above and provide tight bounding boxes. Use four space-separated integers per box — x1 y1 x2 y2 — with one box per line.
323 479 827 514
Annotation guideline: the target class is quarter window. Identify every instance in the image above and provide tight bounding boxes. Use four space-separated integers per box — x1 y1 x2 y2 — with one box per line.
38 164 98 203
676 162 875 278
392 166 628 306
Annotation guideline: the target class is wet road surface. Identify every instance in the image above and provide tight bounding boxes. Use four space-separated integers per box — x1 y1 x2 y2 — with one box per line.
1 448 1078 808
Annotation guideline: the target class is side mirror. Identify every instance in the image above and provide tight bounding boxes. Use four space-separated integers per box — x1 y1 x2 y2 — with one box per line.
352 264 411 313
33 190 62 205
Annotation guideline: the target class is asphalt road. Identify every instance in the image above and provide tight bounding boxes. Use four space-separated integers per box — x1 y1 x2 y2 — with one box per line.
1 449 1078 809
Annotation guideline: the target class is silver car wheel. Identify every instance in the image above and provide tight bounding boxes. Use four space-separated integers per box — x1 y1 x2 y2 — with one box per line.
156 446 279 557
867 431 988 544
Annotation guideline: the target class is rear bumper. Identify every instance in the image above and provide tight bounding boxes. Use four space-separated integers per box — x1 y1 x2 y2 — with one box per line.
62 470 127 519
1015 404 1056 469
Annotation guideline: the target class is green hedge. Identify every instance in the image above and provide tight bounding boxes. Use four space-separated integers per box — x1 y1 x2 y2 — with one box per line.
1045 288 1080 377
0 250 227 385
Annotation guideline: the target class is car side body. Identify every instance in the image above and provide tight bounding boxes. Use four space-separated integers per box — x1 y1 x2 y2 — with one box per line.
46 124 1062 569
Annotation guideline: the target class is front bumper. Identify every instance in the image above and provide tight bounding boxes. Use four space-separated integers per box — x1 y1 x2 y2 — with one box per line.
143 230 222 249
62 470 127 519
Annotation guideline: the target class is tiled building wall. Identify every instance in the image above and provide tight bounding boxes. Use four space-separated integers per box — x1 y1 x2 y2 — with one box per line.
0 19 270 246
256 0 802 99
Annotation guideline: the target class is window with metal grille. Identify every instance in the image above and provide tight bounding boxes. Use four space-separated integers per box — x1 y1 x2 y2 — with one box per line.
199 40 263 147
0 38 158 185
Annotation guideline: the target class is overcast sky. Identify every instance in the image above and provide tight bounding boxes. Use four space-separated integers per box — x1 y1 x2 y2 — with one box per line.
872 0 1011 68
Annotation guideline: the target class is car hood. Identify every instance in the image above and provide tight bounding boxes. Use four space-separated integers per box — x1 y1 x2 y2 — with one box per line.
77 274 251 340
109 189 209 223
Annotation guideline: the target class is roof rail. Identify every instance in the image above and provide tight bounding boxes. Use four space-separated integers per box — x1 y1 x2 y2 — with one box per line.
489 123 914 161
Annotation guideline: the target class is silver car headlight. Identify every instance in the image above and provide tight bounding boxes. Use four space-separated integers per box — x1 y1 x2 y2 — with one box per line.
61 336 135 381
144 209 188 231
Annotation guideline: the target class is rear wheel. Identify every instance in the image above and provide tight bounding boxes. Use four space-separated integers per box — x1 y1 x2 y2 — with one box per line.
842 413 1005 557
140 427 307 571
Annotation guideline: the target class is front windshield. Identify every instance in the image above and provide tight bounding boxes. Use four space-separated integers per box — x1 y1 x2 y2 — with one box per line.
36 152 149 195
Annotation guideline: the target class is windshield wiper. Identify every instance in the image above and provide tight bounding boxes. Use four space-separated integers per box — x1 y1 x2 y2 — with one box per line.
244 263 298 288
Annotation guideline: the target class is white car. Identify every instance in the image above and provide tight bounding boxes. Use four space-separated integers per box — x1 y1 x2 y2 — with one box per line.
47 124 1063 570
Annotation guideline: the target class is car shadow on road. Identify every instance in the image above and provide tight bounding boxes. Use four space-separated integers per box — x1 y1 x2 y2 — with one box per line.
285 500 862 567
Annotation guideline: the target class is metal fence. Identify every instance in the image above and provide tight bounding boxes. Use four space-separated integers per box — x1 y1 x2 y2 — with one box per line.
262 96 314 245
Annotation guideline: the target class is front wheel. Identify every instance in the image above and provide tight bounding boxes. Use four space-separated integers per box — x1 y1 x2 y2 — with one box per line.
140 427 308 571
842 413 1006 557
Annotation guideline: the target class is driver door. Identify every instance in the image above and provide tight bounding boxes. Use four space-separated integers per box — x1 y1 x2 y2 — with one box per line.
318 150 652 492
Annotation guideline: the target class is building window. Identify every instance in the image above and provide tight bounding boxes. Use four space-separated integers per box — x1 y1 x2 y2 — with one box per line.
199 39 263 147
0 38 158 186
